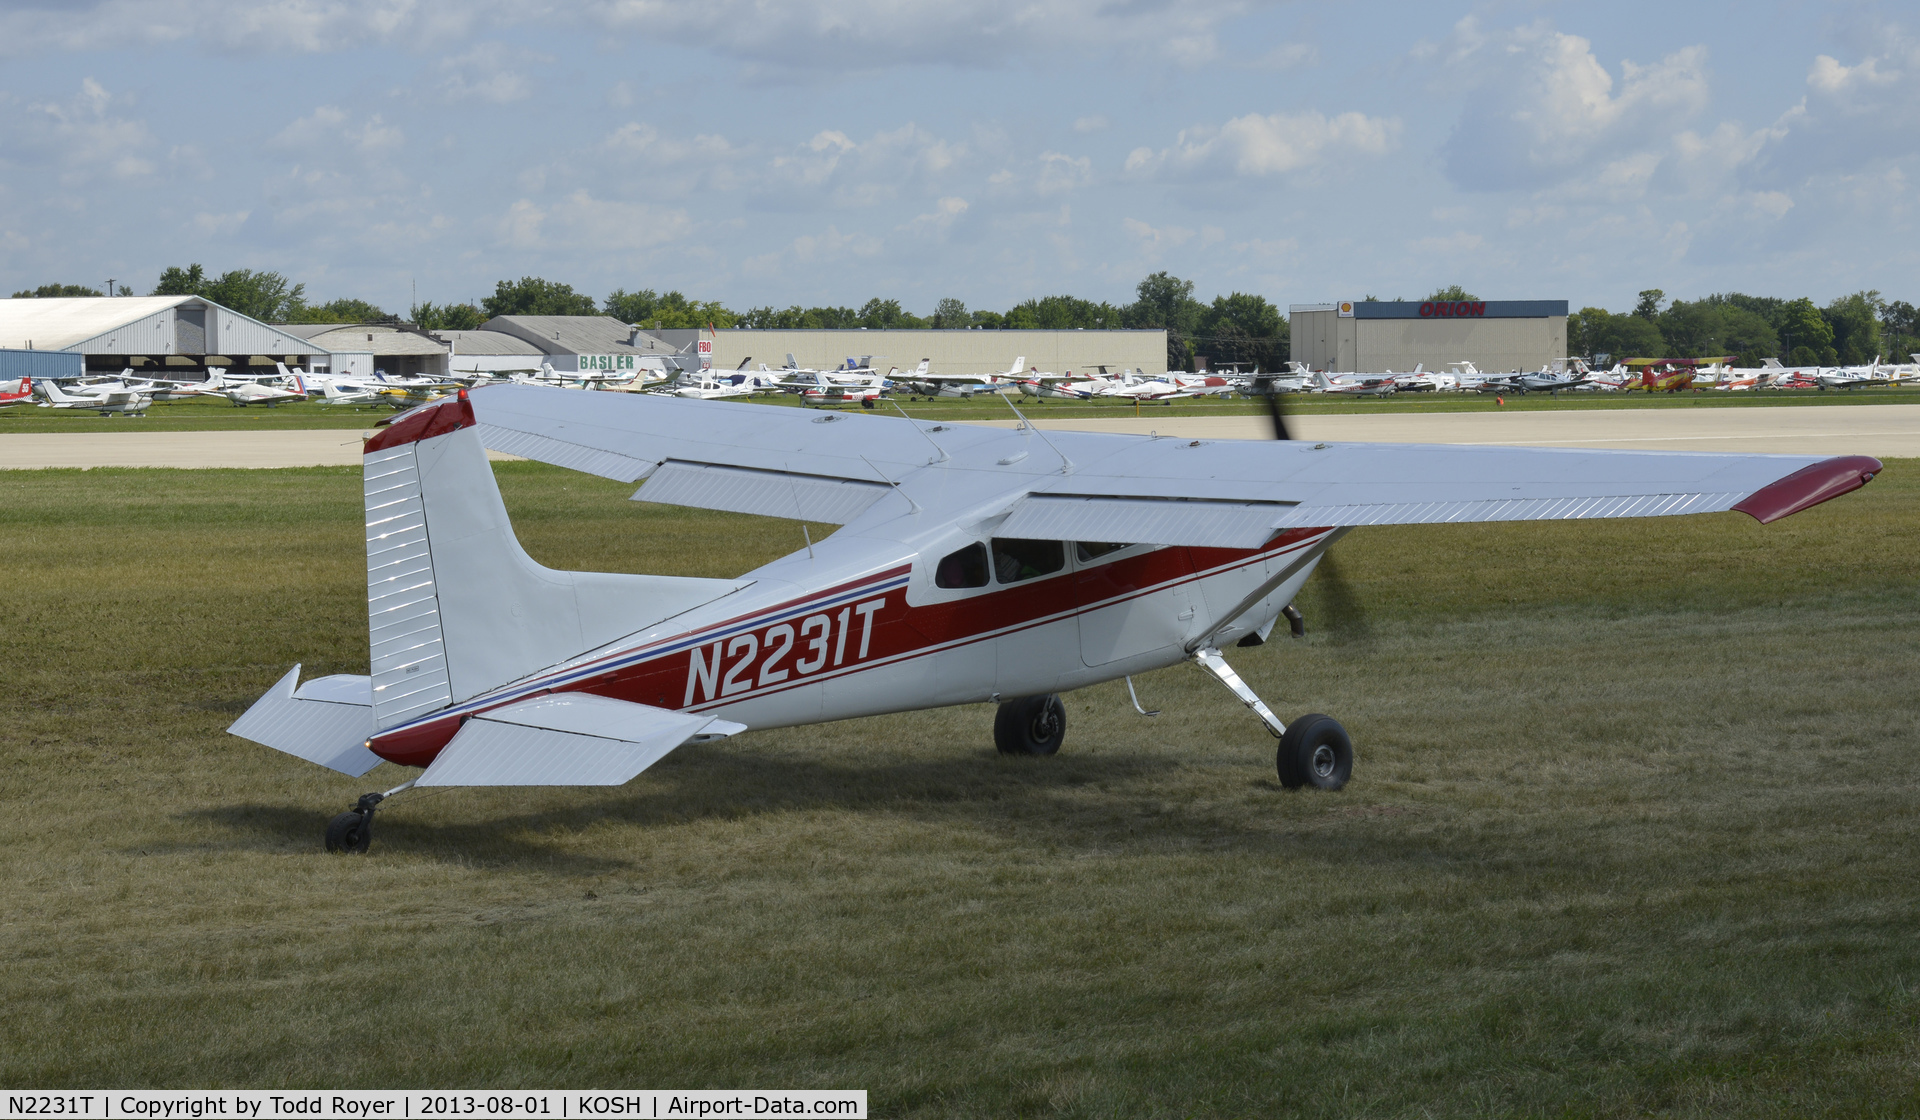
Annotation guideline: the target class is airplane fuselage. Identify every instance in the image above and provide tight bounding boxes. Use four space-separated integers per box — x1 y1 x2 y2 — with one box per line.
363 527 1329 767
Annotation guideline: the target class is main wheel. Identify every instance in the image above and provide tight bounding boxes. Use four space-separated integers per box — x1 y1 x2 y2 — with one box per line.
994 694 1066 756
325 810 373 854
1277 714 1352 791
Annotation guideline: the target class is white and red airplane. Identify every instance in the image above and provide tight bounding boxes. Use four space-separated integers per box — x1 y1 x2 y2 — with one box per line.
0 376 32 407
1313 370 1398 397
229 385 1882 852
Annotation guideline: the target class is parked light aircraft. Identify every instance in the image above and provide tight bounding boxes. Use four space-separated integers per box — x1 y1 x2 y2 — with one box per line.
216 375 308 407
36 377 152 415
1313 371 1398 397
0 376 33 407
897 359 1012 399
226 384 1883 852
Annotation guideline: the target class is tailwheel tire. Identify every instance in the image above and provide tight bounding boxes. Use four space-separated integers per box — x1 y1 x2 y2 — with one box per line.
1277 713 1352 791
325 810 373 854
994 694 1066 756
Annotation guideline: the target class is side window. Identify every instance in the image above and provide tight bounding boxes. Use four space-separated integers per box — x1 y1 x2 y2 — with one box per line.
934 542 990 589
991 538 1065 584
1075 541 1133 562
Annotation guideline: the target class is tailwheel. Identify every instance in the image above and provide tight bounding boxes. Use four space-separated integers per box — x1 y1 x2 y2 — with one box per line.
994 694 1066 756
323 791 389 853
1277 713 1352 791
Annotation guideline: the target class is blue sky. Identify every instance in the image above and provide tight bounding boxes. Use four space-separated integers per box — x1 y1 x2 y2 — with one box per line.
1 1 1915 318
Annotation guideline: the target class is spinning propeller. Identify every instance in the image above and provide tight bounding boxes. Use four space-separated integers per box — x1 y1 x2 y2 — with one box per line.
1250 371 1367 642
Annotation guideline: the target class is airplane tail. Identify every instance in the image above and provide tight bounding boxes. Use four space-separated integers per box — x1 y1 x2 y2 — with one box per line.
40 379 77 403
231 393 750 778
1313 371 1335 390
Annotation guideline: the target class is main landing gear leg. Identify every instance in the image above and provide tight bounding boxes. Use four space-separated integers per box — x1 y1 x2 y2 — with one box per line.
325 779 417 854
1190 647 1352 791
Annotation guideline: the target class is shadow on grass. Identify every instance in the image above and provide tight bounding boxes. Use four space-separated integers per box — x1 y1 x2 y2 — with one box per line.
178 744 1396 869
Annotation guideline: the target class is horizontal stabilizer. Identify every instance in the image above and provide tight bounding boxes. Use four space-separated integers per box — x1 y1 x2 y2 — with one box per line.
228 665 382 777
416 693 746 787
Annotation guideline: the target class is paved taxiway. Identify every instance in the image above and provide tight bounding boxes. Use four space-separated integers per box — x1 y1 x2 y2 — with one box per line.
1 403 1916 468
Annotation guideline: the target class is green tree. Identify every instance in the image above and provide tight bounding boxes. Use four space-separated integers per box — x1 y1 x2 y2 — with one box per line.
1578 308 1665 361
1777 298 1833 362
1823 290 1884 365
1881 300 1919 364
931 297 968 329
606 288 738 329
1566 311 1585 358
410 302 484 331
1126 272 1204 370
11 283 103 298
1004 295 1125 330
153 264 309 321
857 298 924 329
481 277 599 319
1195 292 1287 370
740 304 860 329
1655 298 1776 362
1635 289 1666 319
287 298 390 324
968 309 1006 330
1426 284 1478 301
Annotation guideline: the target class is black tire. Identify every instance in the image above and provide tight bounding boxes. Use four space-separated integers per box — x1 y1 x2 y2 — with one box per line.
994 694 1066 756
325 810 372 854
1277 714 1352 791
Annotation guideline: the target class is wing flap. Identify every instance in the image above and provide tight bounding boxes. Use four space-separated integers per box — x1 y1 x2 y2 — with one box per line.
416 693 742 786
228 665 382 777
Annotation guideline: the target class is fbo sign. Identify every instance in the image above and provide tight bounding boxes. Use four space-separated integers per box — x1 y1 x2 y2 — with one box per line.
698 338 713 371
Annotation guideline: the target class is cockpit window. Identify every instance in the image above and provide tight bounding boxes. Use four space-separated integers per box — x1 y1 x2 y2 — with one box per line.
1075 541 1133 562
934 542 990 589
991 538 1065 584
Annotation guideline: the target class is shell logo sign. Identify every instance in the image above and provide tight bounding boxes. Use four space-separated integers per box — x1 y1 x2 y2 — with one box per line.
1337 301 1355 317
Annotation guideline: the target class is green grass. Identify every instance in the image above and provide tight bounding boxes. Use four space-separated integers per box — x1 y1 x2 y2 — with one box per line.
2 462 1918 1116
4 384 1916 432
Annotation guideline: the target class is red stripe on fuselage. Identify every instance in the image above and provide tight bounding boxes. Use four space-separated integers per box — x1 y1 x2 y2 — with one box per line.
365 529 1327 767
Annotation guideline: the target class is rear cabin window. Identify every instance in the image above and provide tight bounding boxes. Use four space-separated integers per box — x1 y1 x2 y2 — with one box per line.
991 538 1065 584
1075 541 1132 562
934 542 990 588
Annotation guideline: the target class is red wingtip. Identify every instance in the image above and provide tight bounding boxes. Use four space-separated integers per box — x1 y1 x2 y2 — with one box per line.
1731 455 1882 524
363 394 477 453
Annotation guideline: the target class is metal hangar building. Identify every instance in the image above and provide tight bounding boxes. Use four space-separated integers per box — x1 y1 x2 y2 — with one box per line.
1290 300 1569 374
650 328 1168 378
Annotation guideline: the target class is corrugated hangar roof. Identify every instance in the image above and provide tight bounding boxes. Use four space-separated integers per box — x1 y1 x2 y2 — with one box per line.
0 296 193 349
279 323 449 356
435 329 547 356
481 315 683 356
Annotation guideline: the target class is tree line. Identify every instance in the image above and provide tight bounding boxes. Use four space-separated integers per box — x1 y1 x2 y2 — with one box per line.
19 267 1913 370
1570 290 1915 368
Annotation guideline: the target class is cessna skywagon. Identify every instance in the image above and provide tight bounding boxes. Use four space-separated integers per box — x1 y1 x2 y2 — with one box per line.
227 383 1882 852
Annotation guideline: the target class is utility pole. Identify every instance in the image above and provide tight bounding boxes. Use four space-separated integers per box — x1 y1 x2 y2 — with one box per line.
105 279 116 297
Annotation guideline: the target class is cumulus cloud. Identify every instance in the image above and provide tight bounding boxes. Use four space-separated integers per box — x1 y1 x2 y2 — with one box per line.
496 190 692 251
1126 110 1398 179
1751 30 1920 180
1436 20 1710 192
437 43 544 104
0 0 1255 70
3 78 155 181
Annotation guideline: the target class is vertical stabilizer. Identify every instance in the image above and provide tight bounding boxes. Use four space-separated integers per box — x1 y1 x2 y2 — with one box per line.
361 394 749 729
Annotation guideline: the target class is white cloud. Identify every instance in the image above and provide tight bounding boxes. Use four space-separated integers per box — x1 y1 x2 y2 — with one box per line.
1128 110 1398 179
496 190 692 251
5 78 155 182
1072 115 1108 133
1035 151 1091 195
0 0 1252 70
1436 20 1710 191
899 196 969 235
437 43 543 104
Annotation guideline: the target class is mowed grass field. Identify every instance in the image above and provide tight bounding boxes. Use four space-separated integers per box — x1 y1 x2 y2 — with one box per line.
2 461 1917 1115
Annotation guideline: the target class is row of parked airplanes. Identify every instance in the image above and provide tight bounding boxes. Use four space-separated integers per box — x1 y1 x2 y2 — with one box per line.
6 351 1917 417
